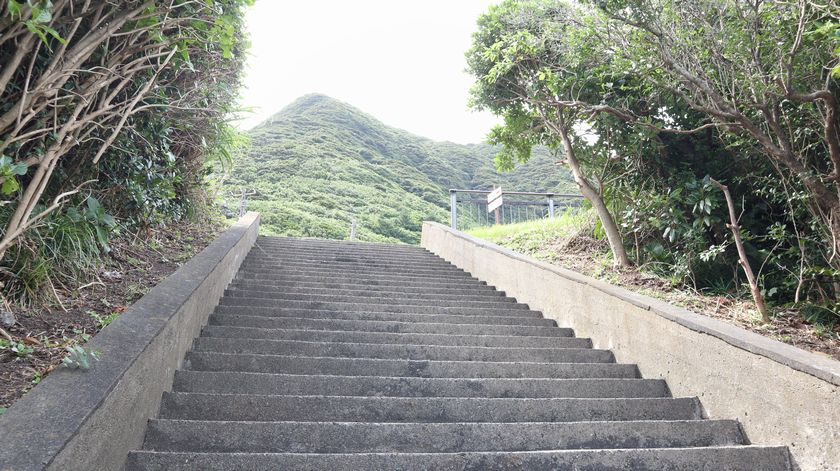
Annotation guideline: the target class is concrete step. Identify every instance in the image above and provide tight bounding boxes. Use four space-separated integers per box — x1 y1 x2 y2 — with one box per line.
235 272 490 288
226 286 509 303
222 291 523 309
199 325 590 349
192 337 614 363
223 289 519 306
229 279 500 294
208 314 572 337
218 298 537 317
240 260 472 277
143 419 745 453
254 239 428 250
237 266 477 282
241 257 466 275
158 393 702 422
242 255 460 268
228 280 501 296
172 371 669 398
250 259 449 272
254 246 430 256
255 238 432 255
243 253 454 269
212 306 557 326
184 352 640 379
228 285 504 301
127 447 792 471
239 263 476 280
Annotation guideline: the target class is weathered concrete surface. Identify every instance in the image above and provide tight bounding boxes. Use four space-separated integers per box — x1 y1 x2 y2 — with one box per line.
197 324 590 347
191 336 614 362
421 221 840 471
158 392 703 422
207 313 572 336
171 370 668 397
142 419 746 453
0 212 259 471
184 351 642 378
126 447 792 471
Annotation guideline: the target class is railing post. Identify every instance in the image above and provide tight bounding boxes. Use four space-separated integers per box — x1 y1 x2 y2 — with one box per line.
548 194 555 218
449 190 457 230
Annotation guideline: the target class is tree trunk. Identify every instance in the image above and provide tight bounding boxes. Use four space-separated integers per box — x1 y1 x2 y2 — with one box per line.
557 123 631 268
711 179 770 323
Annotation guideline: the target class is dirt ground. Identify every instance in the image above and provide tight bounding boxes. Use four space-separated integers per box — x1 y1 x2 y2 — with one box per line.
509 232 840 362
0 218 223 410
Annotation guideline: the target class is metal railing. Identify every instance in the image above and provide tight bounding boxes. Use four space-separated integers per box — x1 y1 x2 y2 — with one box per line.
449 189 585 231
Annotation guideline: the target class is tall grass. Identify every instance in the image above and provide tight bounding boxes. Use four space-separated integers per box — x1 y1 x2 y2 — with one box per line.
466 209 593 243
1 207 105 303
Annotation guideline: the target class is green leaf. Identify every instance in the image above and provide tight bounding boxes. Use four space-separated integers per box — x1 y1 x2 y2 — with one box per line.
42 25 66 44
11 163 27 175
1 177 19 195
86 196 102 213
7 0 22 18
95 225 108 246
24 20 48 43
33 6 51 23
102 214 116 228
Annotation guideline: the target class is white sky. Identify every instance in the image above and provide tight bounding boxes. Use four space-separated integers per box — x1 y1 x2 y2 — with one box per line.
236 0 501 144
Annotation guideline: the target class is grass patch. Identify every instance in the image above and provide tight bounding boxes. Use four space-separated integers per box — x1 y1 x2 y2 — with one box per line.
465 211 840 361
466 210 591 243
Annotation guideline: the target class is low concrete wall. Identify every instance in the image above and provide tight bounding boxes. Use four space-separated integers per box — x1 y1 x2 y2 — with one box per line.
422 221 840 471
0 212 259 471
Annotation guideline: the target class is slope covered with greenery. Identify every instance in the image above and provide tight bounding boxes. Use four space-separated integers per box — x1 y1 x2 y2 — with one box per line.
224 94 575 243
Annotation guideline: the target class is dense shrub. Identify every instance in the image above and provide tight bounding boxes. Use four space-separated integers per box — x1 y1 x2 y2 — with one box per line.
0 1 252 301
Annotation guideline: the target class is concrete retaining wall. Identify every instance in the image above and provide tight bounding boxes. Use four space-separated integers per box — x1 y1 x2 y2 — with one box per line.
422 221 840 471
0 212 259 471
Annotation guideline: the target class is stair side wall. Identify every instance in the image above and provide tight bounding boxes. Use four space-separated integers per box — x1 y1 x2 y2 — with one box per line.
422 221 839 471
0 213 259 471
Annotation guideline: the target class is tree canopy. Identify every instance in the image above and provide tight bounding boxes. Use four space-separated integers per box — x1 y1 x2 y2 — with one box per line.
0 0 252 300
468 0 840 319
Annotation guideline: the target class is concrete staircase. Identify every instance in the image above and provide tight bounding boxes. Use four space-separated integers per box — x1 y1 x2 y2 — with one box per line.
126 236 791 470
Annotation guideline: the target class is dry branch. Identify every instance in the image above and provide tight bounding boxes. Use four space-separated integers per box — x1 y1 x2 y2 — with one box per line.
711 178 770 323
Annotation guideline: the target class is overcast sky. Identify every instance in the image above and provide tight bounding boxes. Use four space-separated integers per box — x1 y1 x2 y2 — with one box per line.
236 0 500 144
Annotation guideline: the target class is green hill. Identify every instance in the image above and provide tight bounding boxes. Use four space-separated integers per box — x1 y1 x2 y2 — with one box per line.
225 94 576 243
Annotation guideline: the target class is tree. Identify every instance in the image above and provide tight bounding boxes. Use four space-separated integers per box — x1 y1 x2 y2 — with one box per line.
0 0 252 260
467 0 648 266
593 0 840 271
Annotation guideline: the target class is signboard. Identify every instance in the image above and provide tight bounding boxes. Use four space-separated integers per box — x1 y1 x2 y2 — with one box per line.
487 187 502 203
487 187 503 213
487 195 503 213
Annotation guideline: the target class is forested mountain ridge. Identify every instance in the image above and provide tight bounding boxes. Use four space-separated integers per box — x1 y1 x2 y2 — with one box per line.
226 94 575 243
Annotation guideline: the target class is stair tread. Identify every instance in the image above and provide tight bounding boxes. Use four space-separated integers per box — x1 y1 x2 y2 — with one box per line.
223 292 522 307
127 447 791 471
199 325 589 348
172 370 668 398
142 419 745 452
219 298 538 316
158 392 703 422
209 314 572 336
184 352 640 378
192 337 614 363
213 306 557 325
